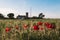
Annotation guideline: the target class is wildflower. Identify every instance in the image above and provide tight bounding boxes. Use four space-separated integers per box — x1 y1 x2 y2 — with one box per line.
51 23 56 29
37 22 43 26
44 22 50 26
15 25 19 29
33 25 39 30
23 24 28 29
5 27 11 32
46 23 54 29
44 22 54 29
40 27 44 30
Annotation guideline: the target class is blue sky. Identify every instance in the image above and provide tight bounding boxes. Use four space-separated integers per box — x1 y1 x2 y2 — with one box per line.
0 0 60 18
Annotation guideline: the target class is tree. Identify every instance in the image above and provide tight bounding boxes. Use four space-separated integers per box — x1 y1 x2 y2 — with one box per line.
7 13 14 19
39 13 43 17
0 13 4 19
38 13 45 19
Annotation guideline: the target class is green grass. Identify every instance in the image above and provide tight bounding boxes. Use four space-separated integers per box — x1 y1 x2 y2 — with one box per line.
0 19 60 40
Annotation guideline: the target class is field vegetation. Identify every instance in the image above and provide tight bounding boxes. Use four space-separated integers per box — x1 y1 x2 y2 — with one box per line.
0 19 60 40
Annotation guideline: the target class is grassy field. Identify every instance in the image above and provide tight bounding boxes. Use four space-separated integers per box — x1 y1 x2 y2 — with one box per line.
0 19 60 40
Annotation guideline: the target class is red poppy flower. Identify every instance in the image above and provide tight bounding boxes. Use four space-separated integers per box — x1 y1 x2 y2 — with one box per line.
23 24 28 29
44 22 50 26
44 22 54 29
50 23 56 29
40 27 44 30
37 22 43 26
5 27 11 32
33 25 39 30
15 25 19 29
46 24 53 29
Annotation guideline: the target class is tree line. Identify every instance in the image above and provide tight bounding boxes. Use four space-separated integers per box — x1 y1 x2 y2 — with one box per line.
0 13 14 19
0 12 45 19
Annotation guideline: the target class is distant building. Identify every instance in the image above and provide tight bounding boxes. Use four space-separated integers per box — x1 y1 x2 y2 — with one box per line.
16 12 45 19
32 16 38 19
16 12 28 19
16 15 26 19
25 12 28 19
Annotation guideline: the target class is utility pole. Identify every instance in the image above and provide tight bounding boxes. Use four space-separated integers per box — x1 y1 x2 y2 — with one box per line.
30 7 32 17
